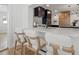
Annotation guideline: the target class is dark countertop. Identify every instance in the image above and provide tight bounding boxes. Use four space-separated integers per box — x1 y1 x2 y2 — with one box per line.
48 25 79 28
61 27 79 28
59 26 79 28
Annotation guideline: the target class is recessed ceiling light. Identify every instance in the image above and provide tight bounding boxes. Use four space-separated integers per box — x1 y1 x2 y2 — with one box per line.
46 4 50 7
48 11 51 14
54 10 58 12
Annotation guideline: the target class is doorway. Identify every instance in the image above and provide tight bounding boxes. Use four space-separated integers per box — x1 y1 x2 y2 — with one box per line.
0 5 8 54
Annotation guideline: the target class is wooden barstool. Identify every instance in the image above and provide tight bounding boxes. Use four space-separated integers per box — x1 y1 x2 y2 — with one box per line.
26 36 47 55
14 32 28 55
24 31 47 55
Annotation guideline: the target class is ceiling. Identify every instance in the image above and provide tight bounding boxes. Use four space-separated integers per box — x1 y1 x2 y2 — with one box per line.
30 4 79 15
0 4 8 13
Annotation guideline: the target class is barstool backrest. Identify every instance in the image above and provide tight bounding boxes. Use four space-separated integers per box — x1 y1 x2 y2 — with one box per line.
15 32 27 43
23 29 41 54
25 30 40 47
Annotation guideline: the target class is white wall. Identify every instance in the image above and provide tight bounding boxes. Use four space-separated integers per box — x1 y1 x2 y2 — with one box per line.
8 4 30 47
28 6 33 28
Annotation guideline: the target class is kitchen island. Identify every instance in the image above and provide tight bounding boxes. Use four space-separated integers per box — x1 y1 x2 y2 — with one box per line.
24 27 79 55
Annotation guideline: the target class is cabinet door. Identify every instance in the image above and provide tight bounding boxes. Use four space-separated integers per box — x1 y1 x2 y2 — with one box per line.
42 10 51 25
34 6 45 17
59 11 70 27
34 8 38 16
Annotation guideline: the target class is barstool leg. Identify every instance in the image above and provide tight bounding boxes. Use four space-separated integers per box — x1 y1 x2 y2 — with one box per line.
14 40 17 55
53 49 59 55
21 43 23 55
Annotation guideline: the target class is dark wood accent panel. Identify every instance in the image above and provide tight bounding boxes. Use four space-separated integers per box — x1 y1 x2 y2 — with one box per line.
34 6 45 17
